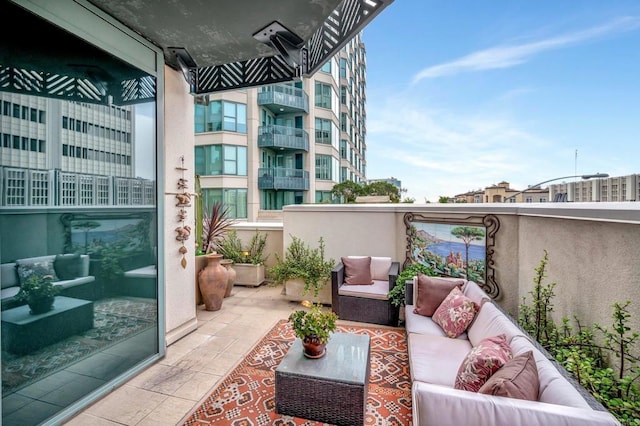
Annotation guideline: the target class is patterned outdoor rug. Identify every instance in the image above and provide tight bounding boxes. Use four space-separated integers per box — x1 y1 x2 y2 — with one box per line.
181 319 412 425
1 297 157 394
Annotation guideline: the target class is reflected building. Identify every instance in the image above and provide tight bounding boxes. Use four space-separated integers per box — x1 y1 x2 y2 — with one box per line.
0 94 154 207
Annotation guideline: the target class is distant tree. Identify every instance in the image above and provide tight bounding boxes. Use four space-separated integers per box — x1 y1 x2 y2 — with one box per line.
450 226 485 278
331 181 365 203
438 196 450 203
364 181 400 203
402 197 415 203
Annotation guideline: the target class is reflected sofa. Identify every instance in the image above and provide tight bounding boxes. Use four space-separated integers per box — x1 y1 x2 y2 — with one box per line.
1 254 96 310
405 278 620 426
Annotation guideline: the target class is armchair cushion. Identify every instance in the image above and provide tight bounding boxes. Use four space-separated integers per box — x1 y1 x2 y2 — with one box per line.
370 256 392 280
341 256 373 285
414 274 465 317
338 280 390 300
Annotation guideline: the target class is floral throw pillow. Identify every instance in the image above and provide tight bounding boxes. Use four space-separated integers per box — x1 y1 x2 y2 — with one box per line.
16 259 59 285
432 286 479 338
455 334 513 392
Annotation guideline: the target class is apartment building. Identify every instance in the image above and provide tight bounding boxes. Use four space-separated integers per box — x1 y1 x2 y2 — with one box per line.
0 94 155 207
549 174 640 202
195 34 367 221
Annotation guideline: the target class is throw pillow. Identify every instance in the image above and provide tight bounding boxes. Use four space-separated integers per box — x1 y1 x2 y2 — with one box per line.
54 253 83 280
432 286 479 338
16 259 59 285
414 275 465 317
341 256 373 285
478 350 539 401
454 334 512 392
370 256 392 281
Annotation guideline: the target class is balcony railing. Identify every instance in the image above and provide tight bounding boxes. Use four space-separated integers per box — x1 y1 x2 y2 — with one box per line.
258 85 309 114
258 125 309 152
258 168 309 191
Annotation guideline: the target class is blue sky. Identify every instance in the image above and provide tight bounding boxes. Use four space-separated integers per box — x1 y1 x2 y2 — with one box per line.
362 1 640 202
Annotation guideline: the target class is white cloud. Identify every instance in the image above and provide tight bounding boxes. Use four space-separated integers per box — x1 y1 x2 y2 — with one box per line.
412 16 640 83
366 99 552 202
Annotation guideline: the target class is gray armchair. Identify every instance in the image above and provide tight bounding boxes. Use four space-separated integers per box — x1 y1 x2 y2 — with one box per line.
331 258 399 326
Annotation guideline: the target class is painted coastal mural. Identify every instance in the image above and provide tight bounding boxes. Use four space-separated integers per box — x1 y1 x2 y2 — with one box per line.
404 213 501 298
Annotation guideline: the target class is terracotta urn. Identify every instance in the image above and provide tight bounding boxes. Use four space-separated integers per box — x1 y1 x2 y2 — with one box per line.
220 259 236 297
302 335 327 359
198 253 229 311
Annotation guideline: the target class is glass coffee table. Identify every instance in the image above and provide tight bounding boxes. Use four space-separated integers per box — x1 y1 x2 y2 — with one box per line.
275 332 371 425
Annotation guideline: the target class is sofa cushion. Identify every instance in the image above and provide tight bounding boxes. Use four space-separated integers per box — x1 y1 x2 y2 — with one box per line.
370 256 392 281
408 332 473 386
468 301 527 347
16 258 59 284
54 253 84 279
414 275 465 317
510 335 591 409
454 334 512 392
1 263 18 289
462 280 491 306
478 350 539 401
405 306 468 339
341 256 373 285
432 287 479 338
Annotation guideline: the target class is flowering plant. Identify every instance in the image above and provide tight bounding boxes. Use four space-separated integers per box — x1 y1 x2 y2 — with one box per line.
288 301 338 345
15 274 60 305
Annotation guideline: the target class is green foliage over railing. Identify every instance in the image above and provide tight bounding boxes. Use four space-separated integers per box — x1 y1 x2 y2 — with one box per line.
519 250 640 425
388 263 437 307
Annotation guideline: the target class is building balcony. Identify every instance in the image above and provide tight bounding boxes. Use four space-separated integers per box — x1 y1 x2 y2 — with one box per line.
258 125 309 152
258 167 309 191
257 84 309 114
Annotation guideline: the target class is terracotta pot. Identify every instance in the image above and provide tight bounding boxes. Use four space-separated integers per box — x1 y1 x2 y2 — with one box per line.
302 335 327 359
220 259 236 297
28 296 55 315
198 254 228 311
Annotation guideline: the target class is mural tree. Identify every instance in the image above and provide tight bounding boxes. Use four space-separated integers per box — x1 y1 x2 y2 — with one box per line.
450 226 485 279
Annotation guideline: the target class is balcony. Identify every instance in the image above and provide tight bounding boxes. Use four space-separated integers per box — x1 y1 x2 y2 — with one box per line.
258 167 309 191
258 125 309 152
258 84 309 114
67 203 637 425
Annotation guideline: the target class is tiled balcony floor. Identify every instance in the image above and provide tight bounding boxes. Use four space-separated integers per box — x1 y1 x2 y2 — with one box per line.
64 284 300 425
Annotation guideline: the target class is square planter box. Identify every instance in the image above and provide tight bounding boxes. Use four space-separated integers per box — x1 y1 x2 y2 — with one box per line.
233 263 265 287
283 278 331 305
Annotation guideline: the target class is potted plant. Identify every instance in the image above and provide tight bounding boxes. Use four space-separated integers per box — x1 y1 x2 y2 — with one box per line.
388 262 436 308
270 236 335 304
195 201 237 303
15 274 61 314
288 300 338 358
218 230 268 286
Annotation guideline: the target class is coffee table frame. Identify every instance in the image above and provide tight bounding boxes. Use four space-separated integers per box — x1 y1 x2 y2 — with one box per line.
275 332 371 425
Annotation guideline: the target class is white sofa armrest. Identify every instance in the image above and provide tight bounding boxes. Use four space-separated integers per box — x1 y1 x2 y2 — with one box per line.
412 381 620 426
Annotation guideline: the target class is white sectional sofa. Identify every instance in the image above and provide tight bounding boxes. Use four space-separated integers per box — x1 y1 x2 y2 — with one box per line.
1 254 96 309
404 278 620 426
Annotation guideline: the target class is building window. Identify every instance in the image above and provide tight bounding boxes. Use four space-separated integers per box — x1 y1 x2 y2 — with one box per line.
195 145 247 176
315 154 332 180
320 60 331 73
340 58 347 78
314 82 332 109
340 139 347 159
340 113 348 132
315 118 332 144
202 188 247 219
195 100 247 134
340 86 347 105
315 191 334 203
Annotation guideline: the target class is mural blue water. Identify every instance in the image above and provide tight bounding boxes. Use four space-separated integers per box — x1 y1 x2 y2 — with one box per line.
427 241 485 262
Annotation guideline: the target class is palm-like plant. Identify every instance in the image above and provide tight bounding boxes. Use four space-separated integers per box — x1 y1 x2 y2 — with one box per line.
200 202 236 255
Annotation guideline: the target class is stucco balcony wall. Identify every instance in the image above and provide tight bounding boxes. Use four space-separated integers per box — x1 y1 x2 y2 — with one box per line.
282 203 640 338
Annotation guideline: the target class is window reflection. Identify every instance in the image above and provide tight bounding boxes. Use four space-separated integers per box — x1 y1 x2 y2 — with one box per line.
0 3 159 425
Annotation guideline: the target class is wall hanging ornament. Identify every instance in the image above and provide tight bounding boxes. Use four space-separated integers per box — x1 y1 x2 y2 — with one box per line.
174 156 192 269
